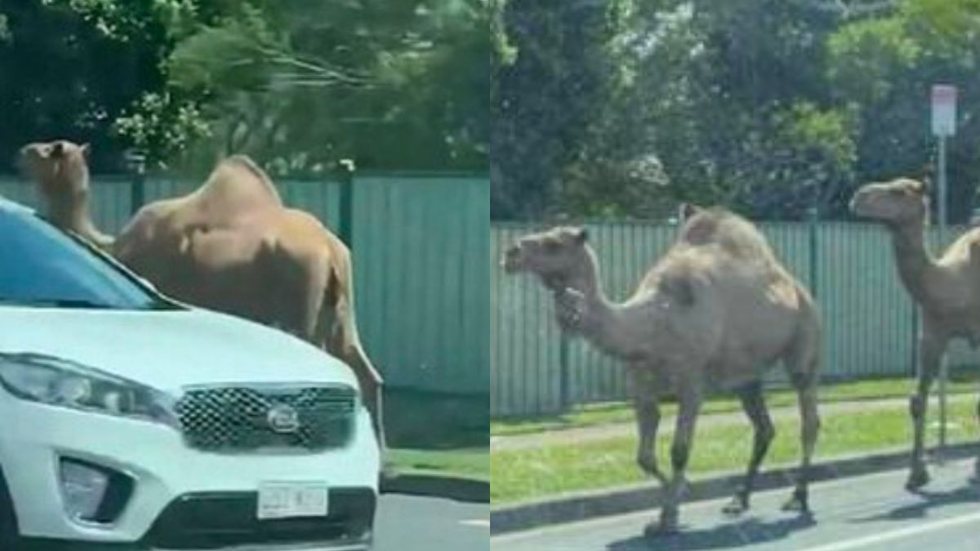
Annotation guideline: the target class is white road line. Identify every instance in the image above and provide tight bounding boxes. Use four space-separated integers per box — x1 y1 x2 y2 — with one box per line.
462 519 490 528
800 509 980 551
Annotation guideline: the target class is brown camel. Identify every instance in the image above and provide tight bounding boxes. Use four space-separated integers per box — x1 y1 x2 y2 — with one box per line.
502 206 822 535
851 177 980 489
17 140 385 448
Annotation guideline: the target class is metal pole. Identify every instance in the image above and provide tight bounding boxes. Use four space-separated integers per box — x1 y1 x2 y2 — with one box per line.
808 207 819 300
559 332 571 411
337 159 355 248
937 136 948 453
126 150 146 215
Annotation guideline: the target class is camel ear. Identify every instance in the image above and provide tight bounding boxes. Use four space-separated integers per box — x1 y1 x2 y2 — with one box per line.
51 142 65 158
912 178 930 196
573 227 589 243
679 203 701 221
80 143 91 159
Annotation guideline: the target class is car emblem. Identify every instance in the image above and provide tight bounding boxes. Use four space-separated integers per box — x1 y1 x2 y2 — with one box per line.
267 404 301 434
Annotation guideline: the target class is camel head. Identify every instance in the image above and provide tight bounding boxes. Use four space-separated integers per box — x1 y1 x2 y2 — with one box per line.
850 178 929 226
502 226 592 291
17 140 92 202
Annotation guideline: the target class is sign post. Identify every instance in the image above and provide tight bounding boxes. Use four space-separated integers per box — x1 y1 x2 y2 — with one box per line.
931 84 956 454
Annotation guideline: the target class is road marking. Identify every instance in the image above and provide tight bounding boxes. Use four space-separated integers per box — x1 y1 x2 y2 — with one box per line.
462 519 489 528
800 509 980 551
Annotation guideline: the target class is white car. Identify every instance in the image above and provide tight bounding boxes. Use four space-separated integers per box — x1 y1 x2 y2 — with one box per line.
0 197 379 550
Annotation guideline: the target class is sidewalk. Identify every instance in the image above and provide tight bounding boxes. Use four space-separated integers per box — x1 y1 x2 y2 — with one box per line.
491 394 975 452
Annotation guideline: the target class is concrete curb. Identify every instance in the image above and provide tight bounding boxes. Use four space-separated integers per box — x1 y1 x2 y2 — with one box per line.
382 472 489 503
490 442 980 535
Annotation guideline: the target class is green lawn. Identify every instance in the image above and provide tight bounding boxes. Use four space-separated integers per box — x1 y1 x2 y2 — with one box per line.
389 448 489 481
491 376 979 437
490 399 978 504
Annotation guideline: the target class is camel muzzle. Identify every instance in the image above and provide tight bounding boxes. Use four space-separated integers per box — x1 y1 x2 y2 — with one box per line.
849 193 870 217
502 245 525 273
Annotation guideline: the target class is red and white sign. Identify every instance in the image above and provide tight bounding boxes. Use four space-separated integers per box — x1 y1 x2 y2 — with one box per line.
932 84 957 137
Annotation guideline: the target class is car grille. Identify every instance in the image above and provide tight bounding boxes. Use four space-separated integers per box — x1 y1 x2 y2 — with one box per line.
175 385 356 452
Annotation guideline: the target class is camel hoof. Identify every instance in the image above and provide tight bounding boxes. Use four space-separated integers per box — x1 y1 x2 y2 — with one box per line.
722 495 749 517
781 491 809 514
643 519 679 538
905 466 930 491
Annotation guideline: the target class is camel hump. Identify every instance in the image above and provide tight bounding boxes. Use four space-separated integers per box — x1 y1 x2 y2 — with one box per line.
677 207 778 263
196 155 283 210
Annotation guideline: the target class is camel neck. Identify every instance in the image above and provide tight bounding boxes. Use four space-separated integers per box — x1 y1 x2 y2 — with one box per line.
43 183 110 247
889 219 942 306
567 247 641 360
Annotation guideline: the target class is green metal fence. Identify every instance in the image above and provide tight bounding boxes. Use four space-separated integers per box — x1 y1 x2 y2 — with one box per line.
0 173 490 396
491 220 973 417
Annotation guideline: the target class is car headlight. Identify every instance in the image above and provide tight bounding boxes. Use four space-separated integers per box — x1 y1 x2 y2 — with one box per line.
0 352 178 427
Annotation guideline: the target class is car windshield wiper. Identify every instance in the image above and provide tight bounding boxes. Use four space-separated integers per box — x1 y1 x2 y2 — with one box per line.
0 298 118 309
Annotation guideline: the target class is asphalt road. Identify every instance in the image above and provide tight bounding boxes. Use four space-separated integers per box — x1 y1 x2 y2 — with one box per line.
492 457 980 551
375 494 488 551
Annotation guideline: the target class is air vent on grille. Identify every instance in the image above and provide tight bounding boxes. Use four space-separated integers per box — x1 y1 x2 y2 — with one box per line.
175 385 356 452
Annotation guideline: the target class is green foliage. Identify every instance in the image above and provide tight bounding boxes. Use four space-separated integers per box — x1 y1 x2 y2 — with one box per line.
488 0 980 221
826 0 980 221
0 0 487 174
112 92 210 168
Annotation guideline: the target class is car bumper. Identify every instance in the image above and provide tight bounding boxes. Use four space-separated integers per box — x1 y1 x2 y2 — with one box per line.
0 398 379 546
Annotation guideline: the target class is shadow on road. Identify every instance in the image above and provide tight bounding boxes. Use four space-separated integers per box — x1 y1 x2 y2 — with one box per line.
851 483 980 523
607 513 817 551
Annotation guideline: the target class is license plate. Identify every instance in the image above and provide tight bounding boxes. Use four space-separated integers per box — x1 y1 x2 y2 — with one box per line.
257 482 329 520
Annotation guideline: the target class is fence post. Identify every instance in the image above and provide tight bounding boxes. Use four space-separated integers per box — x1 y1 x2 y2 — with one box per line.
559 331 571 411
808 207 819 299
125 149 146 215
336 159 355 248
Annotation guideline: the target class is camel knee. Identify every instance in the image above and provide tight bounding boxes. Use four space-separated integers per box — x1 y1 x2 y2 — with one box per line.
909 395 925 420
636 449 658 475
758 420 775 445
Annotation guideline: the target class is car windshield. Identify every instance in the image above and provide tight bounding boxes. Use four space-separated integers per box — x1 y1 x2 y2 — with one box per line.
0 201 169 310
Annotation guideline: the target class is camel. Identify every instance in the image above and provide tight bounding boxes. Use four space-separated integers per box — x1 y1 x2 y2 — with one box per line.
850 177 980 489
17 139 385 448
502 206 822 535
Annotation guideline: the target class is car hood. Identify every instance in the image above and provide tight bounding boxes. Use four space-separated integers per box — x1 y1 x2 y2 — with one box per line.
0 306 358 394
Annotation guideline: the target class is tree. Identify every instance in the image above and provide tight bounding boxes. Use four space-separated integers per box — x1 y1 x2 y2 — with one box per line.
0 0 168 169
828 0 980 222
139 0 489 174
491 0 630 219
0 0 488 175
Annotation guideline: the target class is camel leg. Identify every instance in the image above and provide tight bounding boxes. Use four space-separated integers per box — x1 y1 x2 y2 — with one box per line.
344 339 386 451
630 368 668 486
782 370 820 513
722 381 774 516
907 332 946 491
311 255 387 453
974 398 980 483
645 383 702 538
335 297 386 452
